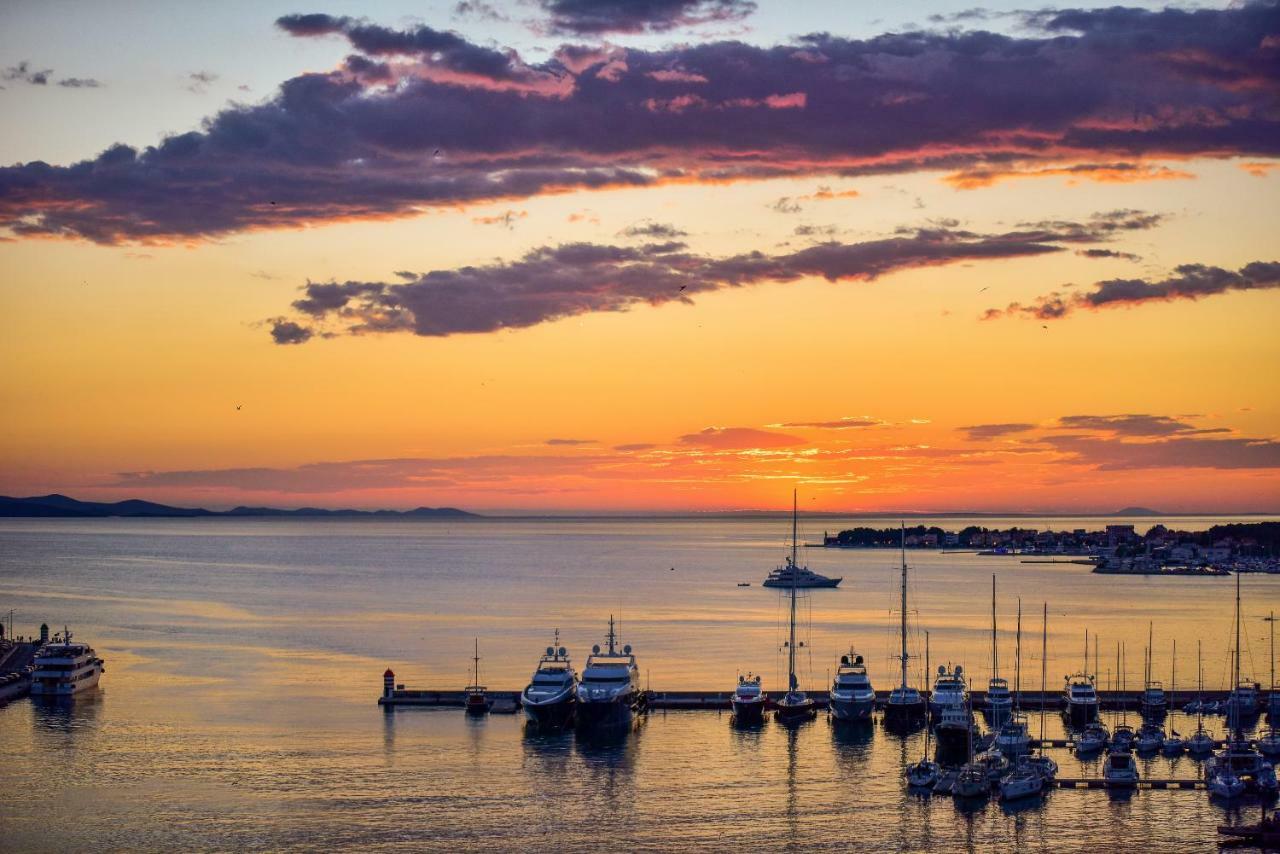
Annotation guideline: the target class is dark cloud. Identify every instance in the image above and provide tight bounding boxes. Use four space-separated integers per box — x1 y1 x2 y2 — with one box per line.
677 427 804 449
454 1 509 22
58 77 103 89
986 261 1280 320
268 216 1145 341
619 220 688 239
268 318 314 345
538 0 757 35
545 437 596 445
777 418 883 429
1077 248 1139 261
3 61 52 85
1054 414 1229 437
961 422 1037 440
3 4 1279 244
1043 434 1280 470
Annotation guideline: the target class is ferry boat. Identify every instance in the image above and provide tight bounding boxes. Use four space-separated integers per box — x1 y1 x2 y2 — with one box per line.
761 556 841 589
829 650 875 722
930 664 967 717
522 631 577 729
1063 673 1099 725
29 629 103 697
731 673 766 725
575 616 641 731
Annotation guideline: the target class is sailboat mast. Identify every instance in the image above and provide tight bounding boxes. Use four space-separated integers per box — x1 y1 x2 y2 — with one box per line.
474 638 480 685
991 575 999 680
788 490 798 691
1014 598 1022 709
1040 602 1048 753
1172 638 1177 701
924 630 931 754
1233 570 1242 735
900 521 909 691
1198 640 1204 728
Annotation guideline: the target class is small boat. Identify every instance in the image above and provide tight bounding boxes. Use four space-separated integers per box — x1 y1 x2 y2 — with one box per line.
1259 728 1280 758
1027 753 1058 782
1077 721 1109 754
996 712 1032 758
1111 723 1135 752
906 755 941 789
975 748 1011 783
1102 749 1140 787
954 761 990 798
829 650 875 722
930 663 967 717
1135 723 1164 753
1208 771 1246 799
1161 729 1185 756
1218 809 1280 846
522 630 577 729
731 673 766 725
575 616 641 731
464 638 491 716
736 582 751 587
1188 725 1217 756
999 755 1043 801
29 628 104 698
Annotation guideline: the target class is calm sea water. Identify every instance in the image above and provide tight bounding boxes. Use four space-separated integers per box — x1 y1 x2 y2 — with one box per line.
1 516 1277 851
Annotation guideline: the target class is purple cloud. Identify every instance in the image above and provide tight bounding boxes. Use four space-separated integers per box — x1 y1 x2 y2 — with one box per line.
2 4 1277 244
1044 434 1280 470
272 216 1152 341
678 427 804 449
1054 414 1229 437
538 0 757 35
960 422 1037 440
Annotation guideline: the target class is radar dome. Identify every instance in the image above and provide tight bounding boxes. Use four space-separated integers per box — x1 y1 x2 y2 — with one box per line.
593 644 601 654
840 655 849 665
546 646 555 656
855 655 864 664
623 644 632 654
956 665 964 675
558 646 567 656
938 665 945 675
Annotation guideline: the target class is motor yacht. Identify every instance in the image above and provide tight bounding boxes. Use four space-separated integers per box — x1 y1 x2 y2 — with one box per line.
731 673 766 725
1136 723 1165 753
1063 673 1099 725
935 702 976 768
29 628 104 698
995 712 1032 757
1140 682 1167 720
1076 721 1109 754
1209 738 1279 793
930 664 967 717
575 617 641 731
829 650 875 722
762 556 841 589
1110 723 1136 752
1207 771 1246 799
1103 749 1140 787
522 631 577 729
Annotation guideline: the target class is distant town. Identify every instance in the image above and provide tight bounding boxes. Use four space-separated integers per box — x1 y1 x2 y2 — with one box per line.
820 522 1280 576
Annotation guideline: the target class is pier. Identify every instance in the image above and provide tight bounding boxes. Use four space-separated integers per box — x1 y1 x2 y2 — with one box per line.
0 638 39 704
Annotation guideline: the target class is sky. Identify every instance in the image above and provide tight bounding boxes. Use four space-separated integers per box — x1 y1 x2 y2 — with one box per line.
1 0 1278 513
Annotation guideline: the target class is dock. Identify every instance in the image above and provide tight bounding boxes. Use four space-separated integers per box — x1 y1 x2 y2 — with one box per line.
1053 779 1206 790
0 639 39 704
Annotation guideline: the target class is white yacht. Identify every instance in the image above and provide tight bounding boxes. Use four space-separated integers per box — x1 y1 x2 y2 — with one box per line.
731 673 766 724
1063 673 1099 725
999 755 1043 801
995 712 1032 757
762 556 841 589
1103 749 1140 787
1076 721 1110 754
29 629 103 697
522 631 577 729
829 650 875 721
575 617 641 731
930 664 967 716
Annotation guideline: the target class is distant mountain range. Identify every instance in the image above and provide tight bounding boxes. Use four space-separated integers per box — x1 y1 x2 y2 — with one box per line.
0 494 478 519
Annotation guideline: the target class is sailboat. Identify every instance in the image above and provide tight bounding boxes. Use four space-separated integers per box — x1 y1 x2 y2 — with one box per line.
884 522 926 727
1027 602 1059 782
1102 641 1140 787
995 599 1031 757
1187 640 1216 757
775 491 817 725
1260 612 1280 758
1109 642 1135 751
1140 622 1167 720
1162 639 1184 755
464 638 491 716
985 575 1012 728
906 631 941 788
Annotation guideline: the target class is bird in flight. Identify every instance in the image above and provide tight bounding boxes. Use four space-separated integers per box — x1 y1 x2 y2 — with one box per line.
235 404 242 411
678 285 686 292
978 286 988 293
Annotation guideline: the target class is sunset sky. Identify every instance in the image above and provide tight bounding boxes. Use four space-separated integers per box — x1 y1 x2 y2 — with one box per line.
2 0 1278 512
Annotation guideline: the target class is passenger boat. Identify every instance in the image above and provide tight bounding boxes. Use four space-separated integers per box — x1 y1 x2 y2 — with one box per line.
575 616 641 731
775 493 818 725
731 673 766 725
29 628 104 698
464 638 491 716
884 524 926 727
829 650 875 722
522 630 577 729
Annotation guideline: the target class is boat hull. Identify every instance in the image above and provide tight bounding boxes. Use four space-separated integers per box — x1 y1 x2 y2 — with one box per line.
935 725 973 767
523 695 575 729
575 695 636 732
732 698 767 725
762 578 841 588
883 699 926 727
1065 699 1099 726
775 700 817 725
829 695 874 722
29 667 101 697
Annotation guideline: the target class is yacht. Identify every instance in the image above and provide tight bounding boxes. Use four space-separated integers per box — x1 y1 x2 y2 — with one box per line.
930 664 967 717
522 631 577 729
731 673 766 725
1161 729 1185 756
1207 771 1246 799
1076 721 1110 754
1210 738 1279 793
775 493 818 725
29 629 104 697
1226 682 1261 722
762 557 841 589
575 616 641 731
464 638 491 716
935 702 977 768
1257 727 1280 759
1111 723 1136 752
829 650 875 722
1063 673 1099 726
985 577 1012 727
995 712 1032 757
1103 749 1140 787
1135 722 1164 753
1187 726 1216 756
884 525 926 727
906 695 939 791
953 761 990 798
1140 682 1167 719
999 755 1043 801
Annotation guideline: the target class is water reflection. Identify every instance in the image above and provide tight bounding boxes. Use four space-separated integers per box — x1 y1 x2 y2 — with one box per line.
31 691 102 736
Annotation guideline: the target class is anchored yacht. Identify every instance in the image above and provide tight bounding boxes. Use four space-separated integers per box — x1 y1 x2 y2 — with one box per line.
829 650 875 722
29 629 103 698
1063 673 1099 725
575 617 641 731
762 556 841 589
731 673 766 725
930 664 967 717
522 631 577 729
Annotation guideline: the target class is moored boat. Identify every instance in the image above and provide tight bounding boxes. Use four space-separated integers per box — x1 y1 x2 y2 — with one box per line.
829 650 875 722
464 638 491 716
522 631 577 729
732 673 766 725
575 616 641 731
29 628 104 698
884 524 926 728
775 492 818 726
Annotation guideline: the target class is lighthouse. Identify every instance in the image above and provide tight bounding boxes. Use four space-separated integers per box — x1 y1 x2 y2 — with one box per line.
383 668 395 699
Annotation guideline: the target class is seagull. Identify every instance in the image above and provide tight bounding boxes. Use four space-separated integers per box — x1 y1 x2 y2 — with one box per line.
235 404 242 411
1042 325 1049 329
270 201 276 206
678 285 686 292
978 286 988 293
433 149 442 158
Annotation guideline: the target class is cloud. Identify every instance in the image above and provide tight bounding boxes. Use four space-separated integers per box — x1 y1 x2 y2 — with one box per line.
985 261 1280 320
545 437 596 445
943 162 1195 190
677 426 805 449
1077 248 1140 261
454 1 509 22
3 61 52 85
186 71 218 93
961 422 1037 440
775 417 884 430
268 318 314 345
619 220 687 239
1054 414 1229 437
3 5 1278 244
472 209 527 228
1043 434 1280 470
1240 161 1280 177
537 0 757 35
613 443 656 451
269 215 1149 341
58 77 103 89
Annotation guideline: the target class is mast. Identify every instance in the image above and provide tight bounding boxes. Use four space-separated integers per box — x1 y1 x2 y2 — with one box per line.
899 521 909 692
1197 640 1204 730
607 614 617 655
991 575 999 681
1172 638 1177 703
788 490 798 693
1040 602 1048 755
1014 598 1022 710
923 630 931 757
473 638 480 686
1146 621 1153 690
1232 570 1242 736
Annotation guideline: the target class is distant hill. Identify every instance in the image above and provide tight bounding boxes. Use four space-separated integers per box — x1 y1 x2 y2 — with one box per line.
0 494 478 519
1113 506 1162 516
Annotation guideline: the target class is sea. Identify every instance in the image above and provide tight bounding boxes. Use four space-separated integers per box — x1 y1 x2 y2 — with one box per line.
1 514 1277 852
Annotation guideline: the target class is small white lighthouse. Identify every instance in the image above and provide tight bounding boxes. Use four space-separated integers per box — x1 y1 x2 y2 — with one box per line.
383 668 395 699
